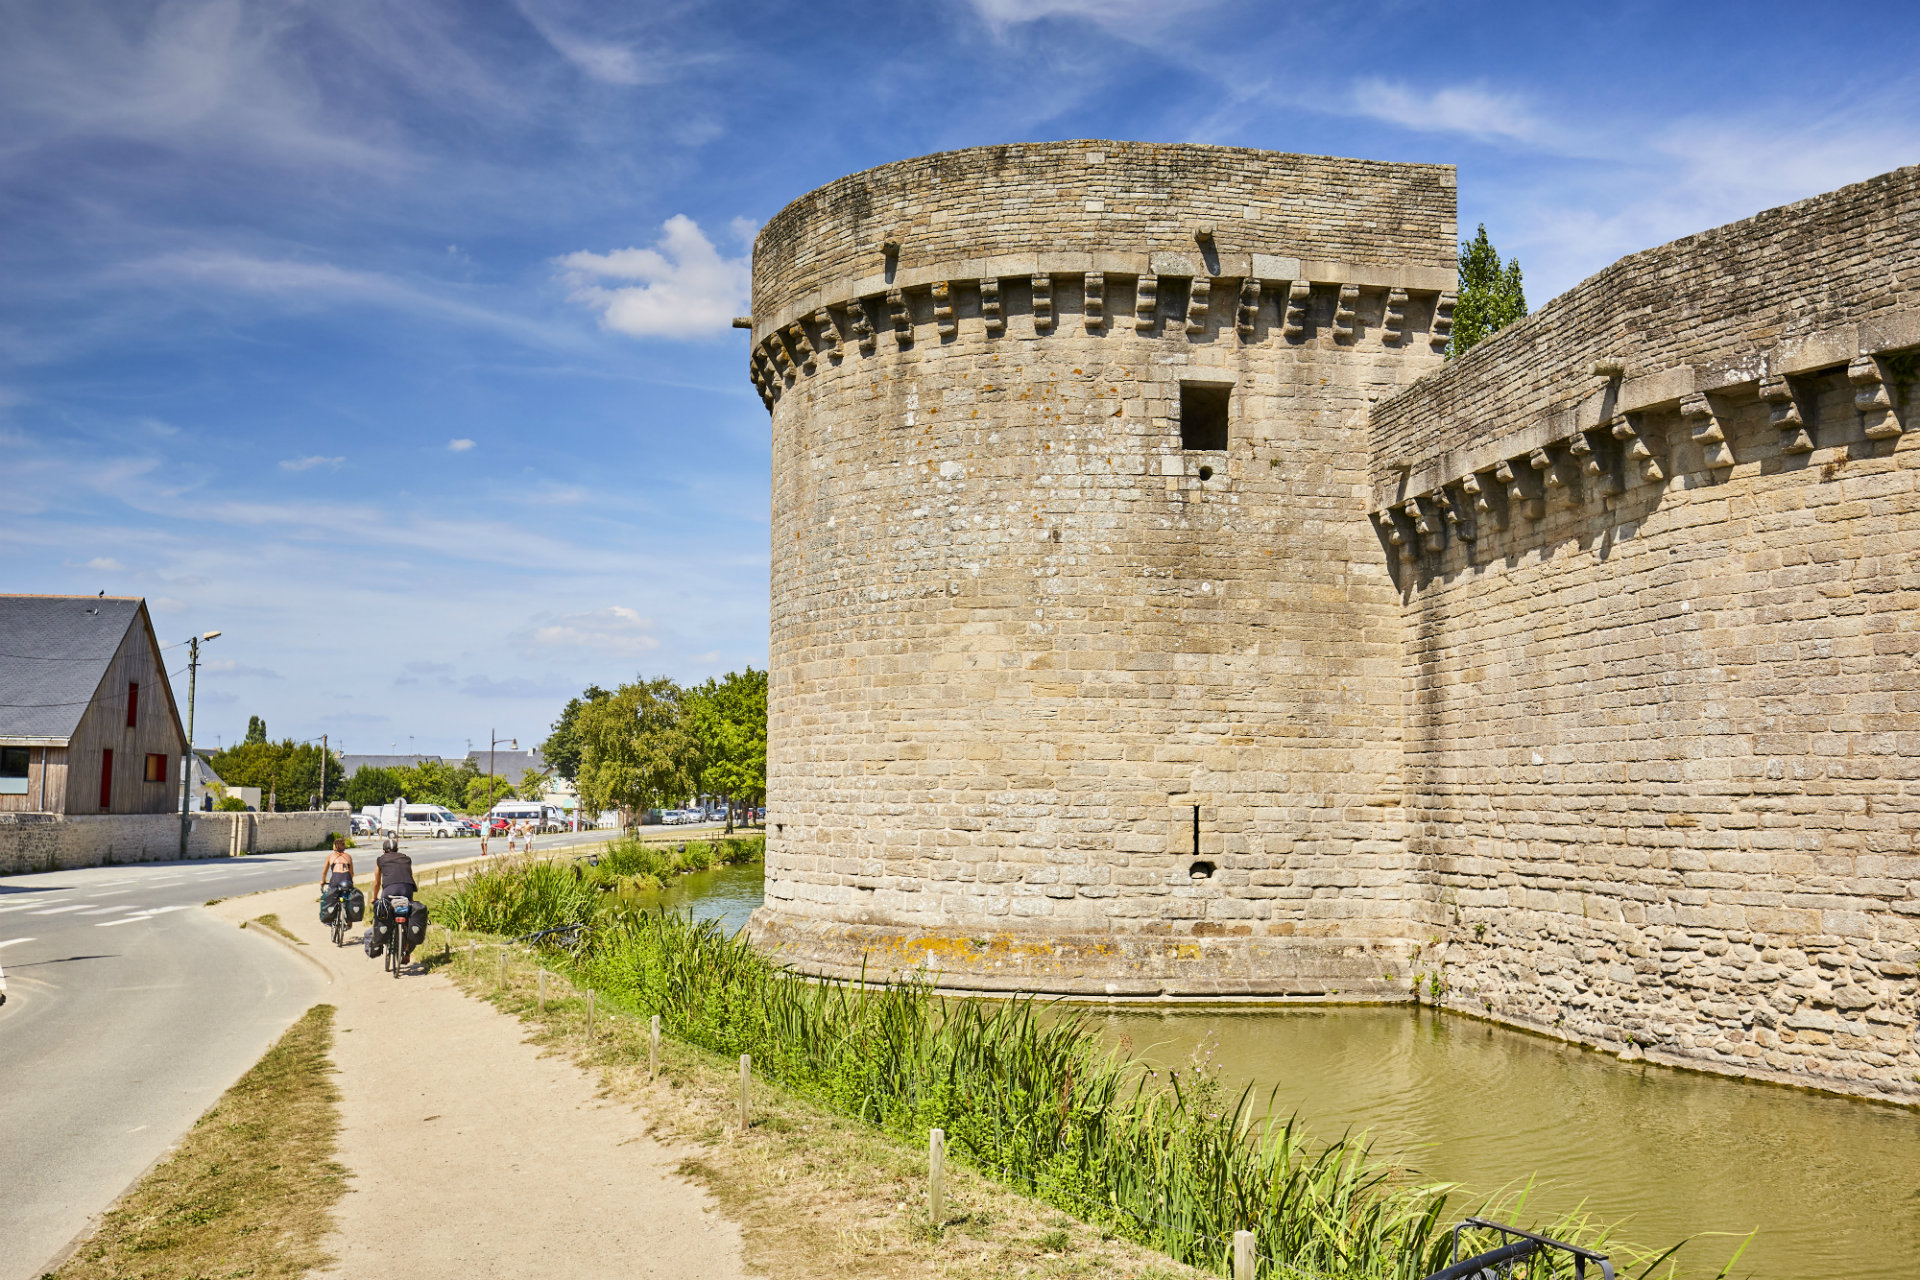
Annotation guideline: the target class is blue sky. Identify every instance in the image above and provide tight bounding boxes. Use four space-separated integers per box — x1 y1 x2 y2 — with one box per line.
4 0 1917 757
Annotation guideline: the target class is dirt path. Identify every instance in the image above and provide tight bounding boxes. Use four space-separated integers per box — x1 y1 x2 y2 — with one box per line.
212 884 748 1280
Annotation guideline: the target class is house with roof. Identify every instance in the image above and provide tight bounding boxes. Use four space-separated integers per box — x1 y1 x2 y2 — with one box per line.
0 595 186 815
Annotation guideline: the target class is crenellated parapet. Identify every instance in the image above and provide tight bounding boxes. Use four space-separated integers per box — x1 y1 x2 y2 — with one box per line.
1370 310 1920 564
745 253 1458 409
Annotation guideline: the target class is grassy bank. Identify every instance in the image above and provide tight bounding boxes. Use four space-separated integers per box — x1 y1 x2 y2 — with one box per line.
53 1004 346 1280
429 862 1728 1280
428 833 760 936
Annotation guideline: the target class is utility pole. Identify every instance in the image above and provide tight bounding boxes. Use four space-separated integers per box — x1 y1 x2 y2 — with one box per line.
320 733 328 810
178 630 221 858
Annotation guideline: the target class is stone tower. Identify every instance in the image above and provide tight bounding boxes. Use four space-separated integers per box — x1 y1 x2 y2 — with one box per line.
746 141 1458 996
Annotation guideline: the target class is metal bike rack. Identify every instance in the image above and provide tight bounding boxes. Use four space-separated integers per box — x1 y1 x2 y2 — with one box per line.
1421 1217 1614 1280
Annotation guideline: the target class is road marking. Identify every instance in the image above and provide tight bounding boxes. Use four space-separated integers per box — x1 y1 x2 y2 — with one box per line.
0 937 35 948
29 904 90 915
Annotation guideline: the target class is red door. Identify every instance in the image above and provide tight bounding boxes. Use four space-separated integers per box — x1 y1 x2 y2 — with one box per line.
100 749 113 812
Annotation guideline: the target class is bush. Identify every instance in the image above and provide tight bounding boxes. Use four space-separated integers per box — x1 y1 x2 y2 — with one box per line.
215 796 249 812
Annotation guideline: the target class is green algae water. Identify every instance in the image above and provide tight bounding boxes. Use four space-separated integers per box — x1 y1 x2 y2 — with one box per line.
666 868 1913 1279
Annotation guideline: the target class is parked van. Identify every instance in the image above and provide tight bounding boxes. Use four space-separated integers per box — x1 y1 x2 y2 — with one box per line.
489 800 569 833
380 803 467 839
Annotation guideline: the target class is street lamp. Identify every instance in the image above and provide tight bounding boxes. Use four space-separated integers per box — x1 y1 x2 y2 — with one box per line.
178 630 221 858
489 729 516 815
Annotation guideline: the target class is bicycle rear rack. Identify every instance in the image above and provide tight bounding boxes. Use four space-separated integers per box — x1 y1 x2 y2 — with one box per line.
1422 1217 1614 1280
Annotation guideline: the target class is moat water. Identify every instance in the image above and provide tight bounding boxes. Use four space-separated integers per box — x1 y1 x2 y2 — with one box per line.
637 866 1913 1280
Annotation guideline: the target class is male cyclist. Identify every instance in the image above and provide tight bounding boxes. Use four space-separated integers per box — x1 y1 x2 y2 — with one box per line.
319 837 355 925
365 836 425 965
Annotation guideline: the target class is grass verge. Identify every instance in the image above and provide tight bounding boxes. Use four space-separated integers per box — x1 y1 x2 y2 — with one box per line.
438 944 1200 1280
50 1004 346 1280
246 913 306 945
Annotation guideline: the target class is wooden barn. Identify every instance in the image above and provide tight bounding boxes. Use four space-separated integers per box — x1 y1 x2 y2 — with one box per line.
0 595 187 814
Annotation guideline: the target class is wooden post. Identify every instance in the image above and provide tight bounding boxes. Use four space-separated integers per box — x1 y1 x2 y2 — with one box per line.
1233 1230 1255 1280
586 990 595 1038
649 1015 660 1080
739 1054 751 1130
468 941 476 966
929 1128 946 1230
498 949 506 990
538 969 547 1010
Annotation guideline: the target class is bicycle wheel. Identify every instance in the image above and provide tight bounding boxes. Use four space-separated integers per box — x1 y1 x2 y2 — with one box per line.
333 912 345 947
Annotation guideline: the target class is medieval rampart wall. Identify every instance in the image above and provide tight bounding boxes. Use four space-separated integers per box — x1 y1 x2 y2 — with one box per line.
752 142 1455 994
1368 167 1920 1103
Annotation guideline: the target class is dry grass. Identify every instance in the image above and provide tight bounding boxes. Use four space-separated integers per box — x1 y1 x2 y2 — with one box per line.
440 945 1201 1280
246 913 306 946
51 1004 346 1280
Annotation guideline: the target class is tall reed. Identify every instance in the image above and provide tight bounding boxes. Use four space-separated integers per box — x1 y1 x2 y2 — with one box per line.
565 911 1696 1280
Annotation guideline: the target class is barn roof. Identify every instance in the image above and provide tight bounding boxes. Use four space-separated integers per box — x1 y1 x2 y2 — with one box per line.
0 595 146 742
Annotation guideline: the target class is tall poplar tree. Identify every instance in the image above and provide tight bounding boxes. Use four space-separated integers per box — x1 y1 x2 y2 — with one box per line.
1451 224 1527 357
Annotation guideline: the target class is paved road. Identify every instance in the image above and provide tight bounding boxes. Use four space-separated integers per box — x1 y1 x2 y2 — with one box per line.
0 827 629 1280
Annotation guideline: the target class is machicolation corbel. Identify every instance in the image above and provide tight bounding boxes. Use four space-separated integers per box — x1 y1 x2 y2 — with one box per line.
1611 417 1664 483
850 296 876 354
1850 354 1902 439
1529 446 1570 504
1084 273 1105 331
887 288 912 347
1382 288 1408 346
1681 392 1733 469
1237 279 1261 340
1375 510 1416 564
1135 274 1158 332
1186 277 1211 334
1032 274 1054 330
814 308 842 361
1283 281 1311 340
1430 291 1455 351
932 281 956 338
1436 486 1472 542
1496 458 1544 522
981 278 1003 336
1333 284 1359 343
1461 470 1504 531
1567 429 1619 496
1759 370 1814 453
786 321 817 374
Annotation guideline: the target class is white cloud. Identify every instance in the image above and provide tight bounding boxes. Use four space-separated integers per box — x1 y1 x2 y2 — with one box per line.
1348 79 1547 144
968 0 1219 35
521 606 661 656
85 556 126 571
280 454 344 471
447 438 476 452
556 216 749 340
510 0 646 85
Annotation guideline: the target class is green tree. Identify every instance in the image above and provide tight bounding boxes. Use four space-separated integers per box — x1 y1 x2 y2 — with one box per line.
244 715 267 746
687 667 767 828
542 685 608 781
518 767 550 801
1450 223 1527 358
464 773 512 814
344 765 404 810
209 738 342 810
576 676 697 823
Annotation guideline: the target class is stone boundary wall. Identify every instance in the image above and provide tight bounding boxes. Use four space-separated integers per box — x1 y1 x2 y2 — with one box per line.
1367 167 1920 1104
0 811 342 874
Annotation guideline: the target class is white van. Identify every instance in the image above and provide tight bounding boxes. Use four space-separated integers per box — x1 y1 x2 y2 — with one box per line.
490 801 569 834
385 805 467 839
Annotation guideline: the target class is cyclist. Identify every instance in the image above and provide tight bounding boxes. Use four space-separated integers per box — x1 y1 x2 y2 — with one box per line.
319 837 355 924
364 836 425 965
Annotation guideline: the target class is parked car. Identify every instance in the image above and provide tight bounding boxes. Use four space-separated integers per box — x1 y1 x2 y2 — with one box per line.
383 806 465 839
349 813 376 836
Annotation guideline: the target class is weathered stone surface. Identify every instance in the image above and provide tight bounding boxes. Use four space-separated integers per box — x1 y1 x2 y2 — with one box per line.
746 141 1920 1106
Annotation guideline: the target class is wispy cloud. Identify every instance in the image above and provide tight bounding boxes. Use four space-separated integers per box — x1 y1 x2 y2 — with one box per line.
84 556 126 571
280 454 344 472
519 606 661 656
447 438 475 452
556 216 748 340
967 0 1223 37
1347 79 1549 144
205 659 283 679
510 0 647 85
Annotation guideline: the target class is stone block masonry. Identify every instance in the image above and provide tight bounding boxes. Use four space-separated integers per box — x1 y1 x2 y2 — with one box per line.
748 140 1920 1104
1370 164 1920 1104
750 141 1457 998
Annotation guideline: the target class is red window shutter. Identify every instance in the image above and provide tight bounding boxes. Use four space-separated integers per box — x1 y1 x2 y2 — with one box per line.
100 749 114 811
127 682 139 728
